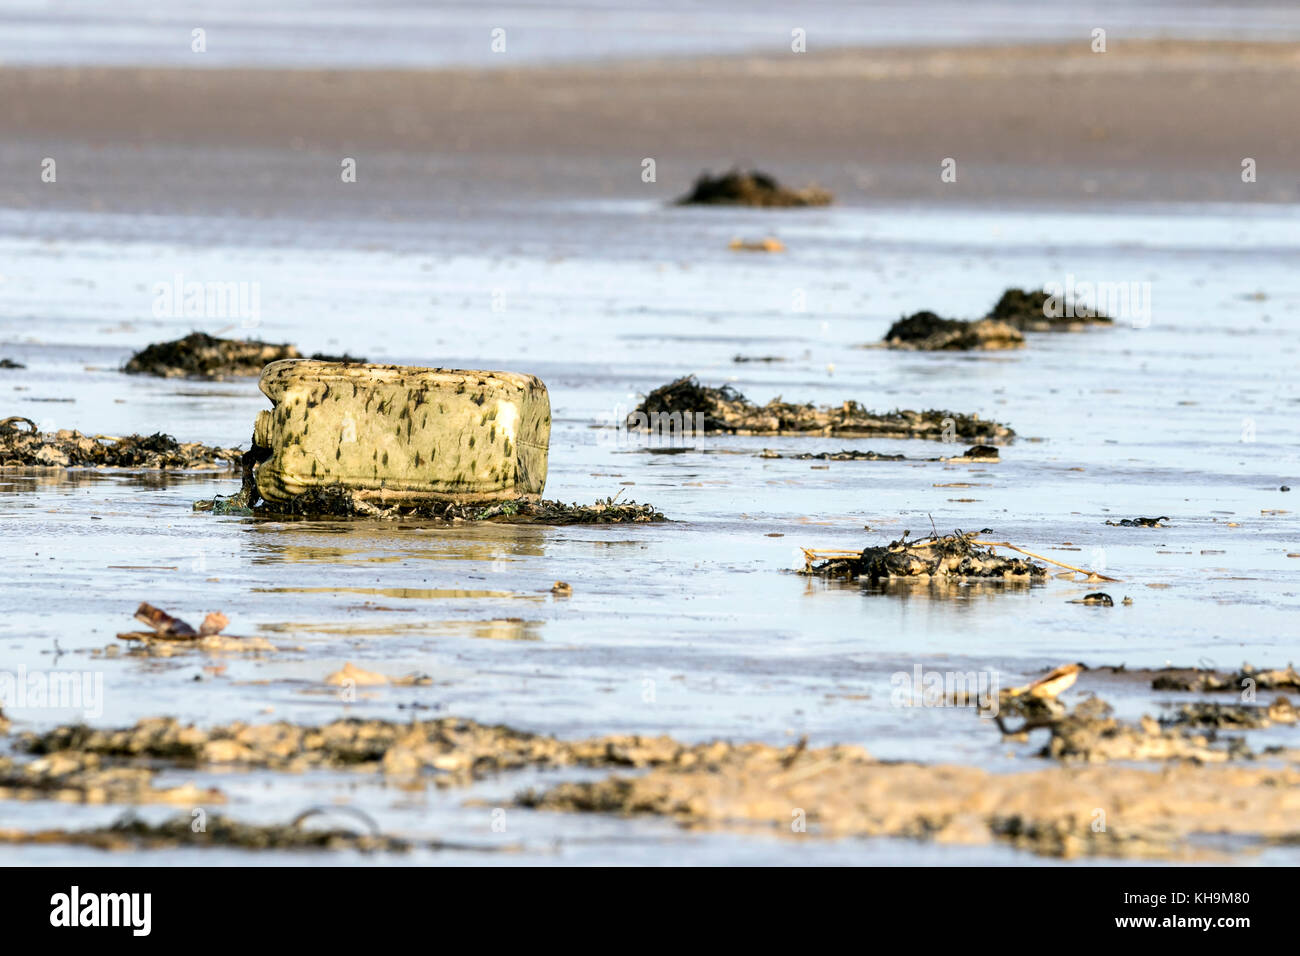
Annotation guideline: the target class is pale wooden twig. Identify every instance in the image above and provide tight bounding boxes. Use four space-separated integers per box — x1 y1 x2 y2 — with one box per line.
972 540 1120 582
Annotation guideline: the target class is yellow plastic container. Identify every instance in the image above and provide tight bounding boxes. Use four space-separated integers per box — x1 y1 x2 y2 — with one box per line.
252 360 550 506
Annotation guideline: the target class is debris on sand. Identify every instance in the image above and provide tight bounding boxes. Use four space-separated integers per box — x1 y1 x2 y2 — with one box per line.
194 360 632 522
1068 592 1114 606
676 168 832 207
629 376 1013 442
1005 663 1084 702
802 530 1049 583
115 603 272 652
729 237 785 252
759 444 998 463
1106 516 1168 527
251 360 551 508
128 603 227 639
881 312 1024 351
0 359 24 369
518 737 1300 859
987 288 1114 332
0 417 240 469
123 332 367 379
732 354 786 364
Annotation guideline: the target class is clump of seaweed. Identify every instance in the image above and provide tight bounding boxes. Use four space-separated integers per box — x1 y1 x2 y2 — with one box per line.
676 168 832 207
987 288 1114 331
20 716 755 786
0 417 240 469
629 376 1013 442
197 480 665 525
802 530 1050 583
1106 516 1168 527
773 449 907 461
123 332 366 380
1152 664 1300 693
882 311 1025 351
758 444 998 462
1038 699 1252 763
1160 699 1296 730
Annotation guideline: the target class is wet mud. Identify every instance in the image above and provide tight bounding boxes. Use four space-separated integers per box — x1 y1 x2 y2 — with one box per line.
519 740 1300 859
630 376 1014 441
675 168 832 207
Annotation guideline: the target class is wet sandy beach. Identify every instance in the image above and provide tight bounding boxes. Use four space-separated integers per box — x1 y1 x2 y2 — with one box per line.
1 34 1299 865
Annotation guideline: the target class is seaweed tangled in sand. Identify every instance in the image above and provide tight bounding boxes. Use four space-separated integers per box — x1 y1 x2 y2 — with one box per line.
882 311 1025 351
758 444 998 462
0 813 418 854
124 332 364 380
197 462 664 525
675 168 833 207
17 715 765 784
998 694 1253 763
802 530 1048 583
629 376 1013 442
1143 663 1300 693
987 288 1114 331
247 488 665 525
0 417 240 469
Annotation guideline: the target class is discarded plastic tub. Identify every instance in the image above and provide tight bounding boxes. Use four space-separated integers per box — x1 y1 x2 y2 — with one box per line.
252 360 551 507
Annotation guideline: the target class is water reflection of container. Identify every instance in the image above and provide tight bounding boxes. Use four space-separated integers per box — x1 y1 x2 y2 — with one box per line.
253 360 550 506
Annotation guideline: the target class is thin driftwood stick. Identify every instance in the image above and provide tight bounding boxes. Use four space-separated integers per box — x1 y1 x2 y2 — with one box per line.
972 540 1120 582
800 547 862 570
